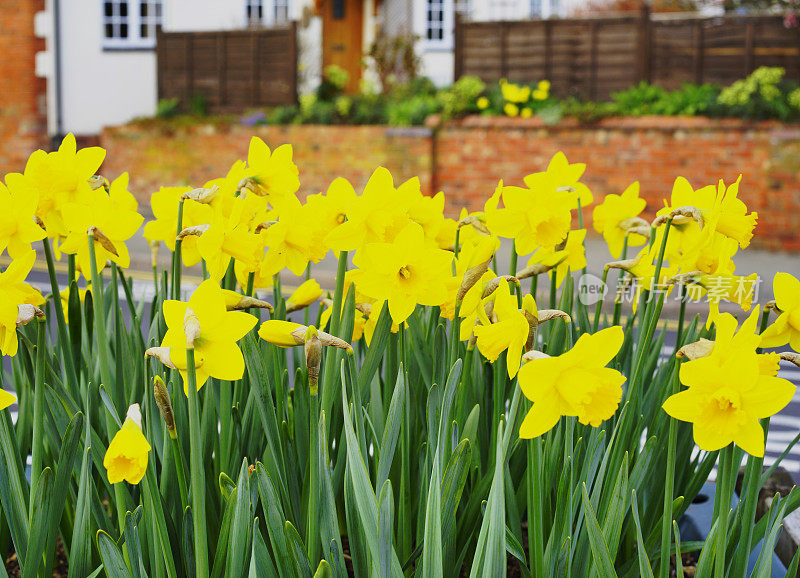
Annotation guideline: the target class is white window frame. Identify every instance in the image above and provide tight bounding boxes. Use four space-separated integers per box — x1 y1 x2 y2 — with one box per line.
421 0 454 51
102 0 162 50
245 0 292 27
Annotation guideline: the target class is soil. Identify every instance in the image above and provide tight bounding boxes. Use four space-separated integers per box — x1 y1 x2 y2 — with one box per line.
5 537 69 577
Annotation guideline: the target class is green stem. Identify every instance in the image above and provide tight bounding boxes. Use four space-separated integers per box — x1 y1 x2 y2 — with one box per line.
245 271 255 297
172 200 185 301
526 421 544 577
29 319 47 514
185 349 209 578
307 392 320 564
592 268 610 333
675 284 687 351
41 238 78 390
330 251 348 336
272 273 282 313
714 445 733 578
659 365 681 578
169 434 189 510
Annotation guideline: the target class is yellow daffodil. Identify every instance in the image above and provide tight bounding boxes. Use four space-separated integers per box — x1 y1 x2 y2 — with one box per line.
485 180 572 256
525 229 586 287
305 177 358 241
592 182 648 258
473 279 529 378
458 270 498 341
0 388 16 410
0 180 46 258
500 82 530 104
103 404 151 485
241 137 300 203
323 169 410 252
454 235 500 311
477 96 489 109
523 152 593 209
5 133 105 237
160 280 257 392
320 304 367 341
363 300 400 345
351 221 453 324
258 319 351 351
518 326 626 438
761 272 800 350
286 279 323 312
259 196 328 277
663 309 795 456
143 186 212 267
503 103 519 117
521 108 533 118
537 80 551 92
59 173 144 276
195 196 263 281
0 251 44 357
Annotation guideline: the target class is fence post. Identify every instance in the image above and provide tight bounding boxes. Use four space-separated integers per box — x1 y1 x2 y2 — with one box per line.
217 33 226 111
544 19 552 83
290 21 299 104
638 3 652 83
694 19 704 84
252 31 260 105
454 13 463 80
185 34 194 108
590 22 599 100
500 22 509 79
745 20 755 76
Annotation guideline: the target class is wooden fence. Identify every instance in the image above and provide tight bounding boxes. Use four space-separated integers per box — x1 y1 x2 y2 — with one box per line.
156 25 298 113
454 10 800 100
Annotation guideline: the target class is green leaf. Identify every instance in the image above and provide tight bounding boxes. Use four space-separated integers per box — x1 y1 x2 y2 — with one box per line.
378 480 395 578
23 466 54 578
339 365 404 578
421 451 442 578
376 369 405 492
68 448 93 578
312 560 332 578
226 459 254 578
124 508 147 578
211 486 237 578
469 422 506 578
182 507 196 578
318 413 346 578
96 530 133 578
254 463 292 578
249 518 278 578
0 410 29 567
630 490 654 578
285 521 313 578
580 484 617 578
355 302 392 394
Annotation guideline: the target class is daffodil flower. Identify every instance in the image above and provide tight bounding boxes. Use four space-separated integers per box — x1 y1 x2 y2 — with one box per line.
258 319 352 351
592 182 648 258
523 152 593 209
518 326 626 438
4 133 105 237
663 309 795 457
160 280 258 392
286 279 323 313
103 404 151 485
473 279 529 378
0 251 44 357
525 229 586 287
143 186 212 267
0 180 46 258
241 137 300 203
351 220 453 324
0 388 16 411
760 272 800 351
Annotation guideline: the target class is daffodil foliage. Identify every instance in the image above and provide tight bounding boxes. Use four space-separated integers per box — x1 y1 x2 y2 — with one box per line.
0 133 797 578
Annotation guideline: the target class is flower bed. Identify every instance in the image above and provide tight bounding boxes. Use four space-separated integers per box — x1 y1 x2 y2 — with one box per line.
0 132 799 577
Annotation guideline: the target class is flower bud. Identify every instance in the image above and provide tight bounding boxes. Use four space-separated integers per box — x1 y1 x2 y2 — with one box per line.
652 206 703 228
88 175 108 191
153 376 177 438
16 304 44 327
222 289 274 312
181 184 219 204
254 221 278 233
457 214 491 235
456 261 490 304
676 338 715 360
238 177 261 196
145 346 178 370
126 403 143 428
304 326 322 396
177 224 210 240
184 308 201 348
87 226 119 256
516 261 559 280
286 279 323 313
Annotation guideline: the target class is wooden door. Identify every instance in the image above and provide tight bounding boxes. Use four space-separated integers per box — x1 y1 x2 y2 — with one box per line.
320 0 363 92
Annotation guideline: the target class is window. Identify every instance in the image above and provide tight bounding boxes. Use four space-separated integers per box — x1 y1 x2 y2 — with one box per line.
530 0 542 17
246 0 291 26
426 0 444 42
102 0 162 49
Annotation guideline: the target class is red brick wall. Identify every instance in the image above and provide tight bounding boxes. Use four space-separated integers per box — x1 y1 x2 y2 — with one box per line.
0 0 47 173
101 116 800 251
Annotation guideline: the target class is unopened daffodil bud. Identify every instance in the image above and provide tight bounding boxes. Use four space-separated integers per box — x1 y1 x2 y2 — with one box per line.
177 224 210 240
145 346 179 370
286 279 323 313
222 289 273 312
87 226 119 257
765 300 781 314
88 174 108 191
652 206 703 228
103 403 151 485
304 326 322 395
153 376 176 438
521 349 550 364
456 261 490 304
16 304 44 327
181 184 219 204
183 308 201 348
258 320 352 352
516 261 561 281
457 214 491 235
676 338 715 360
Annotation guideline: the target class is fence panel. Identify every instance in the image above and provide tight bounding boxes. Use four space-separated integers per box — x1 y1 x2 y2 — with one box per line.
156 25 298 113
455 12 800 99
